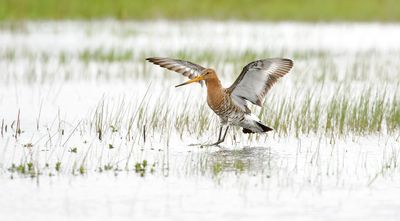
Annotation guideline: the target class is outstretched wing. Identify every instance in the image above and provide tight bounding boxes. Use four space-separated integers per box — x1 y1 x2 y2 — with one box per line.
146 57 206 84
228 58 293 109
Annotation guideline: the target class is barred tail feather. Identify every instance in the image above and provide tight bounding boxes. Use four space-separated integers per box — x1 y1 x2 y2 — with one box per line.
242 122 273 134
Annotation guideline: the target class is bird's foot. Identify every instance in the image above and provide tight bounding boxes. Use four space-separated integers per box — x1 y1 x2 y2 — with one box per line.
203 141 223 147
188 140 223 147
188 143 203 146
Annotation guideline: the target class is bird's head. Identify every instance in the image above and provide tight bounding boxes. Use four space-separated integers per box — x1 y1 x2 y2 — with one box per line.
175 68 217 87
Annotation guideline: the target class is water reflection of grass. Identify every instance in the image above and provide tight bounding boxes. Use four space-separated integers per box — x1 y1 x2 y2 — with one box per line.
176 147 271 177
207 147 275 176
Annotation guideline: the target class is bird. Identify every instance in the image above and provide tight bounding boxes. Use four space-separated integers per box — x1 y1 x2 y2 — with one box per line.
146 57 293 146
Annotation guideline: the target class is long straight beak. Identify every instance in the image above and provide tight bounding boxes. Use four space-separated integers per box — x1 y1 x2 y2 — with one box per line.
175 75 205 88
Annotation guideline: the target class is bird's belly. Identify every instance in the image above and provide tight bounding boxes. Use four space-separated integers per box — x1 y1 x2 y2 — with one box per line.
226 112 245 125
209 102 245 125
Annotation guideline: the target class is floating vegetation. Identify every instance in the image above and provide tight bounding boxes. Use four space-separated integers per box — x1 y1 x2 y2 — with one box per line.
134 160 156 177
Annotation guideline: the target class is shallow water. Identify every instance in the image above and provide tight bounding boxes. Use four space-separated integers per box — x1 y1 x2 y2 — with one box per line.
1 136 399 221
1 173 400 221
0 21 400 220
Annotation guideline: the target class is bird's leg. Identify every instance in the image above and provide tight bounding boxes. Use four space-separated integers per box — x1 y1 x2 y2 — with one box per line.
189 126 223 146
220 126 229 142
189 126 229 147
205 126 229 146
216 126 223 141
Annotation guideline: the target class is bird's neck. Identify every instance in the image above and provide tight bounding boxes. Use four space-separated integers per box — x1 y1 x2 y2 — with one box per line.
206 77 223 93
205 77 225 110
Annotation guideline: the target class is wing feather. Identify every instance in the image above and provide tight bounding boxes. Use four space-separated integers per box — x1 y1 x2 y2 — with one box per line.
146 57 206 84
228 58 293 108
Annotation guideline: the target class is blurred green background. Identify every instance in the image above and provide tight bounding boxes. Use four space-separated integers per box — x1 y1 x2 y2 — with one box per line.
1 0 399 21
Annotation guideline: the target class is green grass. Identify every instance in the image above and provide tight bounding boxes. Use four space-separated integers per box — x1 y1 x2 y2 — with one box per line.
0 46 398 137
79 49 133 63
1 0 400 21
78 83 400 144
